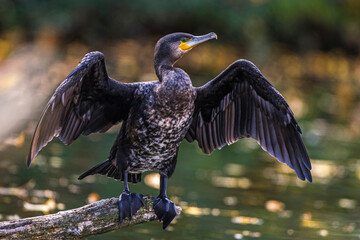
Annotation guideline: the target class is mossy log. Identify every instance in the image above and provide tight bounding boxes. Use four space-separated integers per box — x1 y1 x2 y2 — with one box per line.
0 196 181 239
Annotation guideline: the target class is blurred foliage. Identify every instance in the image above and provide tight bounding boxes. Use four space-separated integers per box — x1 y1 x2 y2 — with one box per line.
1 0 360 54
1 0 360 141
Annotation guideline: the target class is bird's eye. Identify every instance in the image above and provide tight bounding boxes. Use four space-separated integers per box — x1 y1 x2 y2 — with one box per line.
181 38 186 43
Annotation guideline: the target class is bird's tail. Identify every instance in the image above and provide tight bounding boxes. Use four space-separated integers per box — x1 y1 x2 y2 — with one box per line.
78 159 142 183
78 159 121 180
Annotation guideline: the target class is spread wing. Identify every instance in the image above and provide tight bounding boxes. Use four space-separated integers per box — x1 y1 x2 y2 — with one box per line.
27 51 137 167
186 60 312 182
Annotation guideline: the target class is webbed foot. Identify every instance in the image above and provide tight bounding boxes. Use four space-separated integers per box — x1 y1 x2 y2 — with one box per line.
118 191 144 222
153 196 177 229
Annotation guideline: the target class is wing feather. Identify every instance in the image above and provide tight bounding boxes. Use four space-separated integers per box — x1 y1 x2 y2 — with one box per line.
187 59 312 182
27 52 137 167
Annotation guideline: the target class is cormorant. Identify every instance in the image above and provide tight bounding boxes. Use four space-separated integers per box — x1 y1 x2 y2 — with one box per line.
27 32 312 229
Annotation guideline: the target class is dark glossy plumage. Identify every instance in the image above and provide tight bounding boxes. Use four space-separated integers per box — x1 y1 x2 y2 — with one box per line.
186 60 311 181
27 32 311 229
27 52 137 166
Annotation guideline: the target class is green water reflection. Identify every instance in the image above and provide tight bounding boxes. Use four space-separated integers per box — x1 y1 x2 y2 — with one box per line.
1 127 360 239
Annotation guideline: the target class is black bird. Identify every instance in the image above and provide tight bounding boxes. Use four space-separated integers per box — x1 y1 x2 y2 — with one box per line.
27 32 312 229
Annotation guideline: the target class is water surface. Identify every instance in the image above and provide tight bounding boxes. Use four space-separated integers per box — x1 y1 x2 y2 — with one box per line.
1 125 359 239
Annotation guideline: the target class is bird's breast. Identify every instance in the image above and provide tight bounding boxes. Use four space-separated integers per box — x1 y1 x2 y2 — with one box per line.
125 82 195 172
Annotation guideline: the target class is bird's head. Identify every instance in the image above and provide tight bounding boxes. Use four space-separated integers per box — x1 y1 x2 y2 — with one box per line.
154 32 217 69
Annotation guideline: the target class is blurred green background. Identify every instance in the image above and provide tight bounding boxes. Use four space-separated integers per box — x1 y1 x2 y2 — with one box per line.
1 0 360 239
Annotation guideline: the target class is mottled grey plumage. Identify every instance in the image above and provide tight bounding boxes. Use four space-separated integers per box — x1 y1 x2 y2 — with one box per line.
27 32 311 229
126 74 195 177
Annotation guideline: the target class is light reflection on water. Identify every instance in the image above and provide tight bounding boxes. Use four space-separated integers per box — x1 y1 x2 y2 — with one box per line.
0 131 360 240
0 35 360 239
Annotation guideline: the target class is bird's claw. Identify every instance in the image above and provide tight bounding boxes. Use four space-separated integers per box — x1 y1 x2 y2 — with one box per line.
153 196 177 229
118 191 144 222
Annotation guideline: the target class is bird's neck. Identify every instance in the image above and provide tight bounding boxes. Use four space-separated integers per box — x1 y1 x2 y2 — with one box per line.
154 54 178 82
155 64 173 82
154 62 171 82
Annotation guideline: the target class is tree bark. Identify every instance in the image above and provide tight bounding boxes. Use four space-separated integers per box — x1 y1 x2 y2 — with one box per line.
0 196 181 239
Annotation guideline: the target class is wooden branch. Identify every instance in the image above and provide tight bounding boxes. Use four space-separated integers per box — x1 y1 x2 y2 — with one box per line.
0 196 181 239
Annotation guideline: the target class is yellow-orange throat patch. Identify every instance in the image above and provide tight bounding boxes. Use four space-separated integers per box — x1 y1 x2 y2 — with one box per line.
179 41 192 51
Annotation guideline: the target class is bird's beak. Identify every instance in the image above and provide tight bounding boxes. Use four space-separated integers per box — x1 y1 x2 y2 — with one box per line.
179 32 218 51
